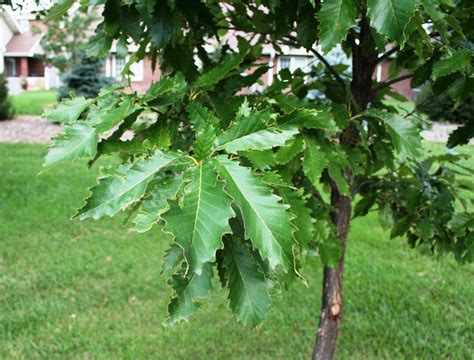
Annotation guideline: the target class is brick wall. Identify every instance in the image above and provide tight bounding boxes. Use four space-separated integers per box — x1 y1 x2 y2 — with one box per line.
130 56 161 93
378 61 414 100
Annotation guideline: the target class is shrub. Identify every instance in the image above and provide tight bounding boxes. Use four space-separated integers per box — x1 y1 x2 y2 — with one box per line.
58 55 113 100
416 84 473 125
0 74 13 120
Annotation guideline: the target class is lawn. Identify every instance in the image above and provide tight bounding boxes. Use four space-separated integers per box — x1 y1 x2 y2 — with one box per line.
0 143 473 359
9 90 58 116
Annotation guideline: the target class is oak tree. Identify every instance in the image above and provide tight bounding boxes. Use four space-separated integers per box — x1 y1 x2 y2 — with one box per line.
40 0 473 358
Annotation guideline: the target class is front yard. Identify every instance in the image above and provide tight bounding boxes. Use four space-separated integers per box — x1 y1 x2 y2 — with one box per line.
9 89 58 116
0 143 473 359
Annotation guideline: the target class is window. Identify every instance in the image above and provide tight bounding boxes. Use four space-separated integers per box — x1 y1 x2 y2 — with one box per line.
130 60 144 81
5 58 17 77
280 56 291 70
115 57 125 79
28 58 45 77
293 56 308 71
110 56 144 81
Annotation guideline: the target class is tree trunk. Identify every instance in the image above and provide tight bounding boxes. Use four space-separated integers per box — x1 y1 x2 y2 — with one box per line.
312 14 377 359
312 192 351 360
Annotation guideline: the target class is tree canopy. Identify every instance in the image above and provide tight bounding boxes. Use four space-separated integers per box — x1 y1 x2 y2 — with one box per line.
33 0 474 357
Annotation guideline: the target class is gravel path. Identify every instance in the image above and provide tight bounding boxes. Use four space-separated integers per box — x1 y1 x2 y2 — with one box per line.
0 116 61 144
0 116 472 145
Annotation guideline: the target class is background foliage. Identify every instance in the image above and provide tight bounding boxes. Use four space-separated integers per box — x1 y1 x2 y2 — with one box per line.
40 0 474 332
0 74 14 120
58 55 113 100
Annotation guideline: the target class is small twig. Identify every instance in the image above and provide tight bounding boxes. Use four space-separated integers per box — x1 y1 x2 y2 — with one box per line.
308 47 347 89
352 179 377 197
372 74 413 94
374 46 400 65
282 35 346 89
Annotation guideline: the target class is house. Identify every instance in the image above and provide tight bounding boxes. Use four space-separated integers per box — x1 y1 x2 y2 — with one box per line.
104 44 161 94
0 11 60 94
1 8 414 99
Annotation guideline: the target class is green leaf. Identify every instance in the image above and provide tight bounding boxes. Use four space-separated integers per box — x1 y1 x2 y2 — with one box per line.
384 113 422 158
76 150 178 220
277 187 314 249
275 136 304 164
86 29 113 57
133 174 184 233
194 124 216 160
162 244 184 273
44 0 76 22
415 218 436 240
187 102 220 134
165 263 213 326
447 120 474 148
278 108 338 132
44 123 98 167
302 136 327 186
91 97 138 133
163 160 234 275
354 193 377 217
44 97 94 124
215 156 295 272
448 212 474 236
302 136 349 195
241 150 277 170
150 0 176 49
222 237 271 327
143 73 187 106
194 52 246 88
432 49 472 79
317 0 358 53
217 110 299 154
297 0 318 49
368 0 420 45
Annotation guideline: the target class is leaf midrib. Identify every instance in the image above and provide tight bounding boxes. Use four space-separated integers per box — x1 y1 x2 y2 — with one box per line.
85 154 175 214
221 162 288 266
229 244 265 322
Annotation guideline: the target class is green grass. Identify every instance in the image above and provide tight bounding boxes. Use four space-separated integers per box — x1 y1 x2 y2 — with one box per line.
9 90 58 116
0 143 473 359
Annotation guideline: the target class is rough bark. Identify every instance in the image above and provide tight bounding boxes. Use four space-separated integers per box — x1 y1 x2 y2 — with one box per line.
312 14 377 360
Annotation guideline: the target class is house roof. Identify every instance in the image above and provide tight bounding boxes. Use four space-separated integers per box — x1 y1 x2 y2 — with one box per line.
4 31 43 57
0 11 21 34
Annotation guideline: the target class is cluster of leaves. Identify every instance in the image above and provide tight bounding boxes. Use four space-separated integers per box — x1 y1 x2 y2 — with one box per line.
355 150 474 263
42 0 474 326
417 81 473 125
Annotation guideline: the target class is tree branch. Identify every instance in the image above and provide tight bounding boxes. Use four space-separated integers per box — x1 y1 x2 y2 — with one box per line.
308 47 347 89
374 46 400 65
372 74 412 94
282 35 346 89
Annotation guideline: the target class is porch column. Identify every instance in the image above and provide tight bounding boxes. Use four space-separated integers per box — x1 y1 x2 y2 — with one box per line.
20 57 28 77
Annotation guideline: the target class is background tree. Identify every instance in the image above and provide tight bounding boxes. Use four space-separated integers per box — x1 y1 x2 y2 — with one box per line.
42 0 474 358
58 53 113 100
33 9 99 73
417 82 473 124
0 74 13 120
